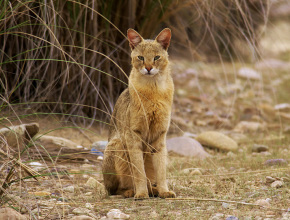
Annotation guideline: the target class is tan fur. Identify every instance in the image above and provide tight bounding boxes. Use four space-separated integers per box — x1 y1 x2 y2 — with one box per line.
102 28 176 199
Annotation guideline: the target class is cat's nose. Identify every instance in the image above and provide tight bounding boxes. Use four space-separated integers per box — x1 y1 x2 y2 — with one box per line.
146 67 152 72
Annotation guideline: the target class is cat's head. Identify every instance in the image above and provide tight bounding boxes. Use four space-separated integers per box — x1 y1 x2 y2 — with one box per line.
127 28 171 77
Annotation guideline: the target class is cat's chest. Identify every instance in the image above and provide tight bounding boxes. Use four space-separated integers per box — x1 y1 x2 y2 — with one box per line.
146 101 168 122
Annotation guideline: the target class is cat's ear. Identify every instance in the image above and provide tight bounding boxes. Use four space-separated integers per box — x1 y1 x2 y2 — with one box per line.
155 28 171 50
127 29 143 50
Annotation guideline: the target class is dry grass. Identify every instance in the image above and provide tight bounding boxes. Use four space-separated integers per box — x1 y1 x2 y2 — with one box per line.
1 0 268 122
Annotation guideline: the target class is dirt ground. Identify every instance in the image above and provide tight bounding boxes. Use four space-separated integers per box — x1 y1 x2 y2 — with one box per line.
1 21 290 219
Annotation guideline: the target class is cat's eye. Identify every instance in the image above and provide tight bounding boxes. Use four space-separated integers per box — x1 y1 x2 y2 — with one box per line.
137 56 144 61
154 56 160 61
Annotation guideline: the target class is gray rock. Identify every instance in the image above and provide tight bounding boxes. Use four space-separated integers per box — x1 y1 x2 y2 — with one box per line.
166 137 210 159
63 185 75 193
196 131 238 152
226 216 239 220
85 177 106 197
234 121 266 133
91 141 108 151
72 208 91 215
210 213 224 220
222 202 229 209
275 103 290 111
265 176 276 184
28 161 44 171
85 203 93 209
37 135 82 149
254 199 270 207
0 207 26 220
255 59 290 71
181 168 203 176
238 67 261 80
106 209 130 219
271 180 283 188
0 123 39 148
183 132 197 138
252 144 269 153
264 159 288 166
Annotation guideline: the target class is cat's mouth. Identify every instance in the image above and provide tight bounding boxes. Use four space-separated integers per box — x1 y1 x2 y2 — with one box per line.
140 68 159 77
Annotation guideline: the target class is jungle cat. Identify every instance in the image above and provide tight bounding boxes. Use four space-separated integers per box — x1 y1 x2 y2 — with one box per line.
102 28 175 199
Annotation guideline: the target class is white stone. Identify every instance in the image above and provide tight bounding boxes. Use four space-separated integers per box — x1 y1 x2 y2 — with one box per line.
255 199 270 207
238 67 261 80
106 209 130 219
271 180 283 188
275 103 290 111
234 121 266 133
85 203 93 209
72 208 91 215
222 202 229 209
85 177 106 197
37 135 80 149
63 185 75 193
97 156 104 161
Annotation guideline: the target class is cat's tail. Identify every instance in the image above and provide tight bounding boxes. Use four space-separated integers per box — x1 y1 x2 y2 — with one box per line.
102 139 119 195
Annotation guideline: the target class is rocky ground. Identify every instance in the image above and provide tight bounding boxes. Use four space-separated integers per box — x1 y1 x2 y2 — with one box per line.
1 20 290 220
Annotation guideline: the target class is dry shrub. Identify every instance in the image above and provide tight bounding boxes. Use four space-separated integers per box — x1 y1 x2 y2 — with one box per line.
0 0 268 123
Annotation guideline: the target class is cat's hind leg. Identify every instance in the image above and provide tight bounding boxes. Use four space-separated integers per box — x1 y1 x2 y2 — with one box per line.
102 138 121 195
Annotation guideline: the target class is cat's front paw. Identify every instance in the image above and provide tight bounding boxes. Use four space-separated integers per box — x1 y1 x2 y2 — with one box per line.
123 189 135 198
134 192 149 200
159 191 176 199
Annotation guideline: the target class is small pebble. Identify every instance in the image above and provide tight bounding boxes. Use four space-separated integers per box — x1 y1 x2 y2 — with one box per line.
72 208 91 215
271 180 283 188
97 156 104 161
63 185 74 193
85 203 93 209
265 176 276 184
210 213 224 220
260 151 271 156
226 216 239 220
222 202 229 209
252 144 269 153
91 141 108 151
106 209 130 219
190 169 202 175
264 159 288 166
255 199 270 207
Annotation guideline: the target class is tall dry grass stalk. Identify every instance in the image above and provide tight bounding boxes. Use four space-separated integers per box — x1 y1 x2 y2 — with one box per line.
0 0 269 123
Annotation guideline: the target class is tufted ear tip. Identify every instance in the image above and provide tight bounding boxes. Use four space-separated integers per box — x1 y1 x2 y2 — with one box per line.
155 28 171 50
127 29 143 50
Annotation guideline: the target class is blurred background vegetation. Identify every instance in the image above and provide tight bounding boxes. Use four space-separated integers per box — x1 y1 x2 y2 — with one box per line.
0 0 287 124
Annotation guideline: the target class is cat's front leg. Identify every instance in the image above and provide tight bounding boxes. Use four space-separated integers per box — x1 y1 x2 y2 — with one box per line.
152 135 176 198
126 131 149 199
